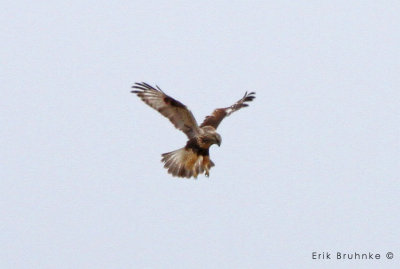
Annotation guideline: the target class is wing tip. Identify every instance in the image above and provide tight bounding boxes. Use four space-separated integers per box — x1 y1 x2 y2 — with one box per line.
131 82 163 93
243 91 256 102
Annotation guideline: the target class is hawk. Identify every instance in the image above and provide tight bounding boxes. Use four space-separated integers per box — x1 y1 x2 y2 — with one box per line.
131 82 255 179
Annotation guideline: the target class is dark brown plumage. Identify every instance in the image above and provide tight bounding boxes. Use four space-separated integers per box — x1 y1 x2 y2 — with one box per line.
200 91 256 129
131 82 255 179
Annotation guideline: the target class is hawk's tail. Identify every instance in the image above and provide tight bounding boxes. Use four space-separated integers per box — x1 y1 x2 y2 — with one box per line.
161 148 215 179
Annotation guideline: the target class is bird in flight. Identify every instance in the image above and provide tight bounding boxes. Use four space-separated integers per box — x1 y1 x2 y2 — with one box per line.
131 82 255 179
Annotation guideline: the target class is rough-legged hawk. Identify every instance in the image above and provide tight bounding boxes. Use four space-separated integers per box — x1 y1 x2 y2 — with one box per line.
132 82 255 179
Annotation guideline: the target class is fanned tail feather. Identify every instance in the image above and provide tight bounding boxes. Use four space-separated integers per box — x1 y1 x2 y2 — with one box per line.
161 148 214 179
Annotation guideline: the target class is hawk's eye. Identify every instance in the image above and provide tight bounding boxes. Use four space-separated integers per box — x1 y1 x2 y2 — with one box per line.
201 137 211 143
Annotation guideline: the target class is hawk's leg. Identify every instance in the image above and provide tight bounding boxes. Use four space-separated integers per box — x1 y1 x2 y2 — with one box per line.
205 166 210 177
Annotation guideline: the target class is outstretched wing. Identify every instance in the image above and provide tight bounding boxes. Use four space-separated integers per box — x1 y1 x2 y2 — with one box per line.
131 82 200 138
200 91 256 129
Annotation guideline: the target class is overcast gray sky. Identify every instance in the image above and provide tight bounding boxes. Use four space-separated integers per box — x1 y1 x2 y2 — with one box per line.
1 1 399 268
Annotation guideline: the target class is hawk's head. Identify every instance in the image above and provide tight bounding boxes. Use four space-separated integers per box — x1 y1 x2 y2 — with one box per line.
199 126 222 148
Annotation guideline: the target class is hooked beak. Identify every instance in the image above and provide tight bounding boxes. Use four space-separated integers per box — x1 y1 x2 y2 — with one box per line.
215 136 221 147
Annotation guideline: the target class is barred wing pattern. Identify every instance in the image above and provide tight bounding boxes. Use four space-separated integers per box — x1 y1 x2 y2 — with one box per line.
131 82 200 139
200 91 256 129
